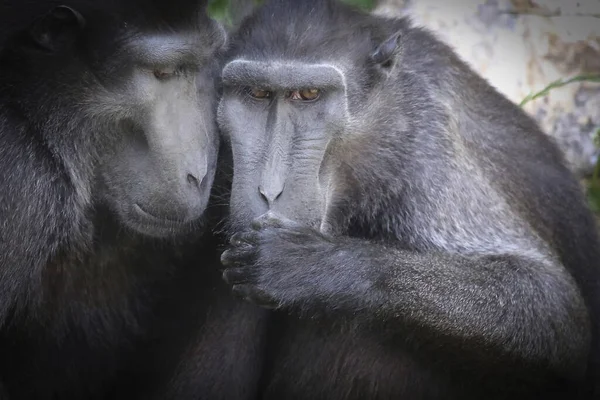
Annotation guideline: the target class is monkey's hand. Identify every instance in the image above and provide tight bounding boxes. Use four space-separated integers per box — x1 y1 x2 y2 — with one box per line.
220 212 347 311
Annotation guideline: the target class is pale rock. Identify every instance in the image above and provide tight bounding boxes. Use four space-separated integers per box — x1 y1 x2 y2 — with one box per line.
374 0 600 176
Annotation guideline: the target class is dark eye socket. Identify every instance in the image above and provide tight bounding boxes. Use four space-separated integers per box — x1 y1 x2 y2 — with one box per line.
289 88 321 101
246 87 272 99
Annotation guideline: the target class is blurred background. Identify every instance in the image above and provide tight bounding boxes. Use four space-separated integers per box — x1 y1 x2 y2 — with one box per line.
208 0 600 213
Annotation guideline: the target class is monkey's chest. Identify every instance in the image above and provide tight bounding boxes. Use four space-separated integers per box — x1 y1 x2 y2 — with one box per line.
262 319 449 400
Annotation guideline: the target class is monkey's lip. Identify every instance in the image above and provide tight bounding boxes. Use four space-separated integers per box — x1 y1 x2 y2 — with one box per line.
133 203 185 225
126 203 204 239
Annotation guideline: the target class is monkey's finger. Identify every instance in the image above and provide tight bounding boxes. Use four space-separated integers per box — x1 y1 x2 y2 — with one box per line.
230 231 259 246
251 212 284 230
252 211 301 230
220 248 254 266
222 268 254 285
231 284 278 309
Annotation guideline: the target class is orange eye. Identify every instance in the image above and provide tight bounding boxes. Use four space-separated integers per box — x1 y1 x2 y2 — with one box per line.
247 87 272 99
299 88 320 100
290 89 320 101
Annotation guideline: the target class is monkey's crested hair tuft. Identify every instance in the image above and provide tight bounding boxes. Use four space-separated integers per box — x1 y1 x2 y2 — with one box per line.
227 0 406 66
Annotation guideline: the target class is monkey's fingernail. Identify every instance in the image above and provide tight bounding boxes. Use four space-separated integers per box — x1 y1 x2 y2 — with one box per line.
220 250 233 265
230 232 245 245
251 220 263 230
231 284 253 299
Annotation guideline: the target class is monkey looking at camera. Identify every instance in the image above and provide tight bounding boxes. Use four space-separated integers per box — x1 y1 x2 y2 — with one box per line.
218 0 600 398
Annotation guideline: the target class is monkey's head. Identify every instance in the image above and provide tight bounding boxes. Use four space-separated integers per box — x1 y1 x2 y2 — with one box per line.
0 0 226 238
218 0 404 233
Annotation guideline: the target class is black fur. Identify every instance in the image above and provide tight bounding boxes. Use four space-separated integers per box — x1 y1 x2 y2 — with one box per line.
0 1 266 398
219 0 600 399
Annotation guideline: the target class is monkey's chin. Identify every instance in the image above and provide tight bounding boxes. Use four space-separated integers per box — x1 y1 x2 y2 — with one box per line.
123 203 203 239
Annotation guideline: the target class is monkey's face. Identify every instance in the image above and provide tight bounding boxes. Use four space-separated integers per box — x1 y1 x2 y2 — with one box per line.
6 5 226 238
215 0 405 234
92 31 223 238
218 60 349 232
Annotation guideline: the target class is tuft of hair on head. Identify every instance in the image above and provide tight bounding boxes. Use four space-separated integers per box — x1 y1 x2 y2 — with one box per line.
224 0 408 91
227 0 370 61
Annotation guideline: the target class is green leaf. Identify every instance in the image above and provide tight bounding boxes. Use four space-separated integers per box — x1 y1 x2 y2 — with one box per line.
341 0 375 9
208 0 376 21
587 183 600 213
207 0 232 24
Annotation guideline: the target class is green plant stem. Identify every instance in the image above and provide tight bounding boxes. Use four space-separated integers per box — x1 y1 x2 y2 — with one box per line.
519 74 600 107
594 136 600 185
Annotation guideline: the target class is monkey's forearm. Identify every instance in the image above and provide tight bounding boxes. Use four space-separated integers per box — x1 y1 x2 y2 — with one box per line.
222 218 591 376
0 152 82 324
306 238 590 375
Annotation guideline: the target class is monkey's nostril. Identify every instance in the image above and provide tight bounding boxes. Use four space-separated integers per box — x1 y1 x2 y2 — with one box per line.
258 184 284 206
259 186 268 203
187 173 200 187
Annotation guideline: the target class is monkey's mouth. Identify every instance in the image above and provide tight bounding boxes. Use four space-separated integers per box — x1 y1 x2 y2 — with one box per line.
133 203 185 224
127 203 201 238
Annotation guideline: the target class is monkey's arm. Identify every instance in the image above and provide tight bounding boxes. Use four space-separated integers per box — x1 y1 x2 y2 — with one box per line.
222 214 590 377
0 126 84 325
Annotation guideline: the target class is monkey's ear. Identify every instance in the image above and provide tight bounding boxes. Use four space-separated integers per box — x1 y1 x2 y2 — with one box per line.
370 32 402 69
29 5 86 52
